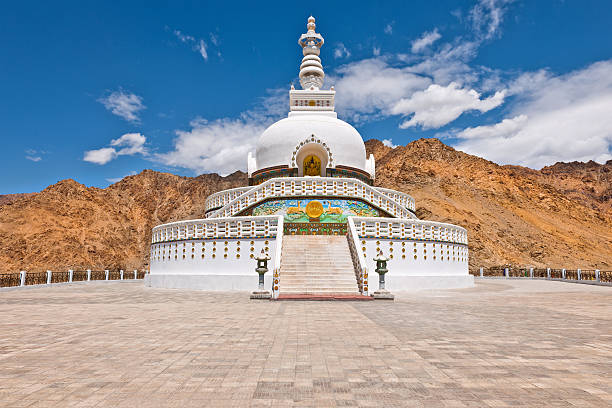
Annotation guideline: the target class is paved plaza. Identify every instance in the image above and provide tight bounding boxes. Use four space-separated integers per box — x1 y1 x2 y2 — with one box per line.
0 280 610 407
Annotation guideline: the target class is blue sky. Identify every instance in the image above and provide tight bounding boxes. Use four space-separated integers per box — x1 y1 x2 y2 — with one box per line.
1 0 612 194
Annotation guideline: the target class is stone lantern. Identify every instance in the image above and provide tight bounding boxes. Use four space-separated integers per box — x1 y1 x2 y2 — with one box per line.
372 251 394 300
250 250 272 299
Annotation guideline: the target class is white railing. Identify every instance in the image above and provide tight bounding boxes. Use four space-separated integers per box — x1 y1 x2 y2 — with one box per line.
374 187 415 212
350 217 468 245
208 177 416 220
151 215 283 243
347 218 368 295
204 186 253 214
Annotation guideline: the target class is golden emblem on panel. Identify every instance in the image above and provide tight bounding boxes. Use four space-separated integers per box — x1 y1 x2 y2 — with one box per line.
305 200 324 219
303 154 321 176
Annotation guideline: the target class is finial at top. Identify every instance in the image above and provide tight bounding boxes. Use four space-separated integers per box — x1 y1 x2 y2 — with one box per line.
298 16 325 89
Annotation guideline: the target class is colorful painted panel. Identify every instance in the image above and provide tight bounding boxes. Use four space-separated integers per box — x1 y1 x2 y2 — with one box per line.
252 198 380 223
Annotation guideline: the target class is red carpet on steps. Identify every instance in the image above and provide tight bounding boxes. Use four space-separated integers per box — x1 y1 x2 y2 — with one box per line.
275 294 373 301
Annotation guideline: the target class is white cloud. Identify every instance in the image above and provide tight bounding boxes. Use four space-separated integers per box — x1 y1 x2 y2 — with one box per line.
333 43 351 59
382 139 397 148
373 47 381 56
171 28 218 62
330 59 432 122
392 82 506 129
106 171 137 184
197 39 208 60
154 90 285 176
110 133 147 155
98 90 145 123
155 118 265 176
411 29 442 53
173 29 194 43
384 22 394 35
454 60 612 168
25 149 44 162
83 133 147 165
83 147 117 165
469 0 514 40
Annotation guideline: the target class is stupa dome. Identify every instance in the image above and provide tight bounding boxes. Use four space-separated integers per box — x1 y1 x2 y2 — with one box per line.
247 17 374 182
254 113 367 175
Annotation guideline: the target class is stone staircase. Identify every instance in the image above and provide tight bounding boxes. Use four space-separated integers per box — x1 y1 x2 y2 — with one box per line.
279 235 360 295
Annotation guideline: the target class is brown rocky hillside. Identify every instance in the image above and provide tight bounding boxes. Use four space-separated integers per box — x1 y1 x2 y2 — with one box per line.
1 138 610 273
366 138 612 270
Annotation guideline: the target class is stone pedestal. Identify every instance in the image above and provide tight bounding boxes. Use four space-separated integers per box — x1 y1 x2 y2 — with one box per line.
372 290 395 300
250 290 272 300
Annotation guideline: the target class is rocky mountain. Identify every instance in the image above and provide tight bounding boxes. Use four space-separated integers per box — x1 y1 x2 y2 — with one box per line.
0 171 246 272
1 139 610 273
365 138 612 270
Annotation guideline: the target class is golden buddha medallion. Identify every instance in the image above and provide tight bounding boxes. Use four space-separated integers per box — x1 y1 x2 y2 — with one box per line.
305 200 324 219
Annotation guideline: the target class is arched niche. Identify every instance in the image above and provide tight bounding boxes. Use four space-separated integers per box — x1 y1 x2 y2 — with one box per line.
290 134 333 177
295 143 329 177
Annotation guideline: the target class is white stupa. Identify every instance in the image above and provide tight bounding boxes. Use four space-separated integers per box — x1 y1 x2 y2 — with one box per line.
146 17 472 296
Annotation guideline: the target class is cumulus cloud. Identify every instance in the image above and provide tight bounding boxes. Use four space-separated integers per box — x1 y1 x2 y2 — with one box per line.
384 22 394 35
83 133 147 165
382 139 397 148
155 118 265 176
373 47 381 56
154 90 285 175
98 90 145 123
333 43 351 59
392 82 506 129
455 60 612 168
411 29 442 53
330 59 432 122
83 147 118 165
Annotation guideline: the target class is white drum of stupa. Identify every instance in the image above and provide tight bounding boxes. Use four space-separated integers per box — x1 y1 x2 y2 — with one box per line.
147 17 473 295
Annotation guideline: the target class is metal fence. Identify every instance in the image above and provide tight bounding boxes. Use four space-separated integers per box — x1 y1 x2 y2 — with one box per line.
0 272 21 287
472 267 612 285
0 269 148 289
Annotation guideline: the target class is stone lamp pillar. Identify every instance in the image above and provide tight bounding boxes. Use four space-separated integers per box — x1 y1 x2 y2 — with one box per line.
372 251 394 300
250 250 272 299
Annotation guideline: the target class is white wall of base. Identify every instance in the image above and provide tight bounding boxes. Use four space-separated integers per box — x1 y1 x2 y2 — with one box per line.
145 273 271 292
384 274 474 291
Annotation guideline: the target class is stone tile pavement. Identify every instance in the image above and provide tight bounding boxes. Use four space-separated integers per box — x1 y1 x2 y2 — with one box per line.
0 279 610 407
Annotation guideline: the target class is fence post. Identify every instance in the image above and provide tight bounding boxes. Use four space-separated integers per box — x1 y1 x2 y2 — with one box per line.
504 267 509 278
46 270 52 284
68 269 73 283
87 269 91 281
120 269 124 280
595 269 600 282
529 267 533 278
19 271 26 286
577 268 581 280
562 268 566 280
133 269 137 279
479 267 483 277
547 267 551 279
105 269 109 280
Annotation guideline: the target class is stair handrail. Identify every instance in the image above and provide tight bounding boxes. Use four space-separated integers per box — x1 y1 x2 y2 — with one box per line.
207 176 416 220
347 216 368 296
272 215 283 299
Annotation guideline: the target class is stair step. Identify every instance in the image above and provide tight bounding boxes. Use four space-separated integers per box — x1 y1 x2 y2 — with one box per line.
278 235 359 295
